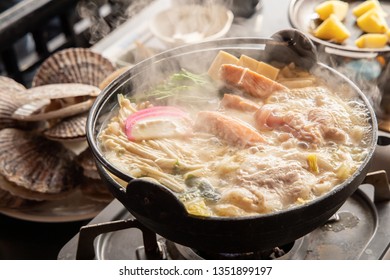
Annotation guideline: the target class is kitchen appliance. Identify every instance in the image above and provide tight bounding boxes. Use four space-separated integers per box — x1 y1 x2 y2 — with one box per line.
72 29 381 258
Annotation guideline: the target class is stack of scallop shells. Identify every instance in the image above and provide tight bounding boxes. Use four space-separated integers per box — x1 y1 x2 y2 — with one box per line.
0 48 123 209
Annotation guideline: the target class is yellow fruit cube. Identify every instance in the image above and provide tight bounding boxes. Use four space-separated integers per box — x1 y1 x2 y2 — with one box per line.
355 33 388 48
352 0 386 18
315 0 349 21
357 8 388 33
314 14 351 43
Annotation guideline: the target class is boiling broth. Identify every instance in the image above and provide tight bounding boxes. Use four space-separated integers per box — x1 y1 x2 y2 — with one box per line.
98 58 372 217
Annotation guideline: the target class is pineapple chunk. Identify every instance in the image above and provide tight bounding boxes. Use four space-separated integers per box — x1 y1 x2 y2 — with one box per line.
208 51 239 80
352 0 386 18
357 8 388 33
314 14 351 43
315 0 349 21
355 33 388 48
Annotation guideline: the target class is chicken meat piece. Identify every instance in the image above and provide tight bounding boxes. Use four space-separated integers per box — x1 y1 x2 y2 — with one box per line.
217 187 266 214
238 158 314 209
254 104 322 144
308 109 347 142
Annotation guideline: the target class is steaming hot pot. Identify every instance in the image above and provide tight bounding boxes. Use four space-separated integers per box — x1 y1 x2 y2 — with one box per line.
86 29 377 253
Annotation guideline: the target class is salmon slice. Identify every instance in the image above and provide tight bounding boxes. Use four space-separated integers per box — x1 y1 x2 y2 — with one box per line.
219 64 288 98
194 111 266 146
220 93 261 112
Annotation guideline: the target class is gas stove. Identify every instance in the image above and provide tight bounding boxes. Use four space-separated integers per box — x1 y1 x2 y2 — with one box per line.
58 131 390 260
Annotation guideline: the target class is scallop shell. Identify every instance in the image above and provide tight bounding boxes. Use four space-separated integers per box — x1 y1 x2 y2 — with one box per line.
0 185 29 208
11 83 100 121
0 93 26 129
32 48 116 87
76 147 100 179
82 168 101 180
0 76 38 129
99 65 132 90
43 113 87 141
0 128 80 194
0 76 26 93
80 176 113 203
75 148 112 202
0 174 73 202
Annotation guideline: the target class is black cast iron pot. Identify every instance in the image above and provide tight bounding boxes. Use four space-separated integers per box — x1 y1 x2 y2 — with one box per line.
86 30 378 253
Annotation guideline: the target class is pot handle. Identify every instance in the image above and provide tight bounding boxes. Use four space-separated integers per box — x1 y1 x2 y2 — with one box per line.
363 170 390 203
125 178 188 222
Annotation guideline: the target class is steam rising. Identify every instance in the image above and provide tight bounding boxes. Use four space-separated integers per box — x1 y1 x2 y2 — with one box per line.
315 45 384 116
76 0 261 45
